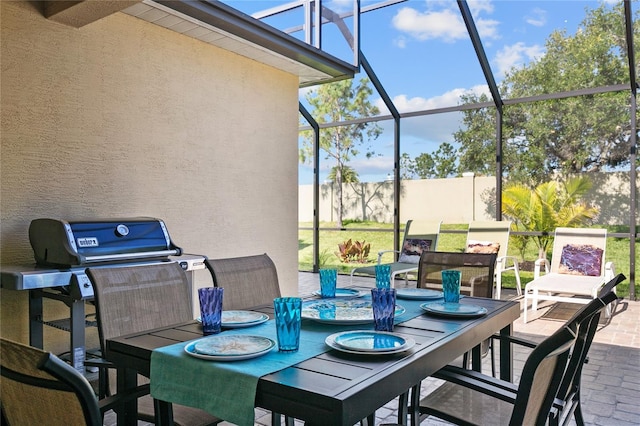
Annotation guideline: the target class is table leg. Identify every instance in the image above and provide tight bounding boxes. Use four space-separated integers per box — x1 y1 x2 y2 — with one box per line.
117 367 138 426
154 399 175 426
499 323 513 381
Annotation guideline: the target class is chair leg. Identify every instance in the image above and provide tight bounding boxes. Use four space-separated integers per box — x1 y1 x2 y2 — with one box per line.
514 263 522 296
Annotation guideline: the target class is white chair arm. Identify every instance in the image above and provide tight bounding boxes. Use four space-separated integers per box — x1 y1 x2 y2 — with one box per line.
377 250 400 264
604 261 615 281
534 258 549 280
496 255 519 272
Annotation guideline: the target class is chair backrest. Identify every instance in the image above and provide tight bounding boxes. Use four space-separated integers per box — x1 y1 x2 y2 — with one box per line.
0 338 102 426
551 274 624 419
416 251 497 298
549 227 607 276
397 220 441 263
87 262 193 353
510 274 623 425
205 253 281 310
465 220 512 259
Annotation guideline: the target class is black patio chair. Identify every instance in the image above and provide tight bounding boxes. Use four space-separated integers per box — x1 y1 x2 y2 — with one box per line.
87 262 222 426
403 273 624 426
0 337 147 426
204 253 281 309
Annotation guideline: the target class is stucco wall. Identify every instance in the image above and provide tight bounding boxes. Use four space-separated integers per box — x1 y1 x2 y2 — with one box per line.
1 1 300 349
299 172 636 225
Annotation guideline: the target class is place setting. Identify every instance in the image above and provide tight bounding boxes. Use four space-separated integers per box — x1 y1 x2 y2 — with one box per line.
419 270 488 318
313 268 366 298
323 271 414 355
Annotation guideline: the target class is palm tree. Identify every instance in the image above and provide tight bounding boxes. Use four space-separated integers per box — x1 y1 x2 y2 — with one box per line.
502 176 599 259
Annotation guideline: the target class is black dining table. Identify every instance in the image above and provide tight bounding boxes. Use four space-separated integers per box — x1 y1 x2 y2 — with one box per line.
106 288 520 426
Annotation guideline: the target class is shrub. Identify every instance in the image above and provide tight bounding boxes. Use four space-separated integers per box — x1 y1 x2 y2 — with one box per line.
336 239 371 263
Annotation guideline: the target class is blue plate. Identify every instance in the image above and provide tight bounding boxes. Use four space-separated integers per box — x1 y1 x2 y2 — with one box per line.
333 331 407 352
396 288 443 300
420 302 488 318
325 332 416 355
312 288 366 298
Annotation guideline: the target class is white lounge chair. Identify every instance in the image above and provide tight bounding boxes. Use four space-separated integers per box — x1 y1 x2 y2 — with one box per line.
350 220 441 287
465 220 522 299
523 227 615 323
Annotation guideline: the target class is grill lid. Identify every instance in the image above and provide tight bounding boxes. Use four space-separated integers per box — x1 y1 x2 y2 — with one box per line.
29 218 182 267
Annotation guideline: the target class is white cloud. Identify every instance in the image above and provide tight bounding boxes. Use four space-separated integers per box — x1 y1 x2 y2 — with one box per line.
392 7 467 42
392 2 499 43
377 85 490 114
494 42 544 76
525 8 547 27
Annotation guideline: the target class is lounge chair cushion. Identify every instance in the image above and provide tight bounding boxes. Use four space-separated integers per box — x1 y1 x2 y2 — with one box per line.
398 238 433 263
465 240 500 254
559 244 603 276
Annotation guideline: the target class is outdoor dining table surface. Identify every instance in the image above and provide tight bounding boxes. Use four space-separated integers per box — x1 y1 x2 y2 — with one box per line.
106 287 520 426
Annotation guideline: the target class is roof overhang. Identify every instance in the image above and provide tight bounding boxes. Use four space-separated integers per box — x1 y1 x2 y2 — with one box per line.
122 0 357 87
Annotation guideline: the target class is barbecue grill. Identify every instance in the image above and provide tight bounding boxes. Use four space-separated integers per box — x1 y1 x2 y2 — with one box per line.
0 217 206 372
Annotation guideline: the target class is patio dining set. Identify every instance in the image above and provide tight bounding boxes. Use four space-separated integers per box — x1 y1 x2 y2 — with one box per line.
0 218 627 426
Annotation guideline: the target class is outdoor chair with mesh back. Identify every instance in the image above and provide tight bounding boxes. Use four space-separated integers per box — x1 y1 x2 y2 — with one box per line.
417 251 497 298
86 262 222 426
205 253 281 310
402 274 621 426
465 220 522 299
523 227 615 323
0 337 148 426
350 220 441 286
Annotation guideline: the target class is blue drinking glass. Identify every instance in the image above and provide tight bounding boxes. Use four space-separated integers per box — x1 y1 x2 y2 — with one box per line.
370 288 396 332
375 264 391 289
319 268 337 298
441 270 462 303
198 287 224 335
273 297 302 352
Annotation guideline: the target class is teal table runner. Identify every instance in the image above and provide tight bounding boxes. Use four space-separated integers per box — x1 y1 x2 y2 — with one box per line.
150 295 431 426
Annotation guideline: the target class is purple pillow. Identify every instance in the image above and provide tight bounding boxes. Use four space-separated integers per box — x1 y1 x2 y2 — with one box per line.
398 238 432 264
558 244 603 276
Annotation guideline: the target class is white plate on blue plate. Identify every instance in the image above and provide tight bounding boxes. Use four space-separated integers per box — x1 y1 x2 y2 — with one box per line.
221 311 269 328
196 311 269 328
312 288 366 298
184 335 275 361
326 331 415 355
396 288 443 300
333 330 408 353
302 300 406 325
420 302 488 318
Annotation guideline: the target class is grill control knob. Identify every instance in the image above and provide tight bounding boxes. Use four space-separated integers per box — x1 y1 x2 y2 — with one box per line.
115 224 129 237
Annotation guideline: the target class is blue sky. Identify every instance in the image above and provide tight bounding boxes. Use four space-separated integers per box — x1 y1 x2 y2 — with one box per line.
225 1 620 184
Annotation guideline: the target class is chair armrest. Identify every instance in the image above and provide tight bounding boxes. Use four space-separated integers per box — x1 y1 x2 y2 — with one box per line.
534 258 549 279
490 333 538 350
604 261 615 282
433 365 518 403
377 250 400 264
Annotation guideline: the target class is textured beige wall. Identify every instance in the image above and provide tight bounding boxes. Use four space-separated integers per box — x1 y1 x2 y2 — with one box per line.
1 1 300 348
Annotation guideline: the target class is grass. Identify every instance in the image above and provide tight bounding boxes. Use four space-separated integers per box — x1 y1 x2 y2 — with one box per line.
298 221 638 298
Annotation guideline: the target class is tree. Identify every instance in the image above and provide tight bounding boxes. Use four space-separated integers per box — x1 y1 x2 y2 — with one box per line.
453 3 635 184
401 142 458 179
300 78 382 227
501 176 599 259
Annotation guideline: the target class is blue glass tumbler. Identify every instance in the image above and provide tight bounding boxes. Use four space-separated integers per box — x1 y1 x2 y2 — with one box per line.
198 287 224 335
441 270 462 303
375 264 392 289
370 288 396 332
273 297 302 352
319 268 337 298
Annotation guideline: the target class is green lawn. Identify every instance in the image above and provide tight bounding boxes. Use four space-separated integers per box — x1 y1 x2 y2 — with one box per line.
298 221 637 298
